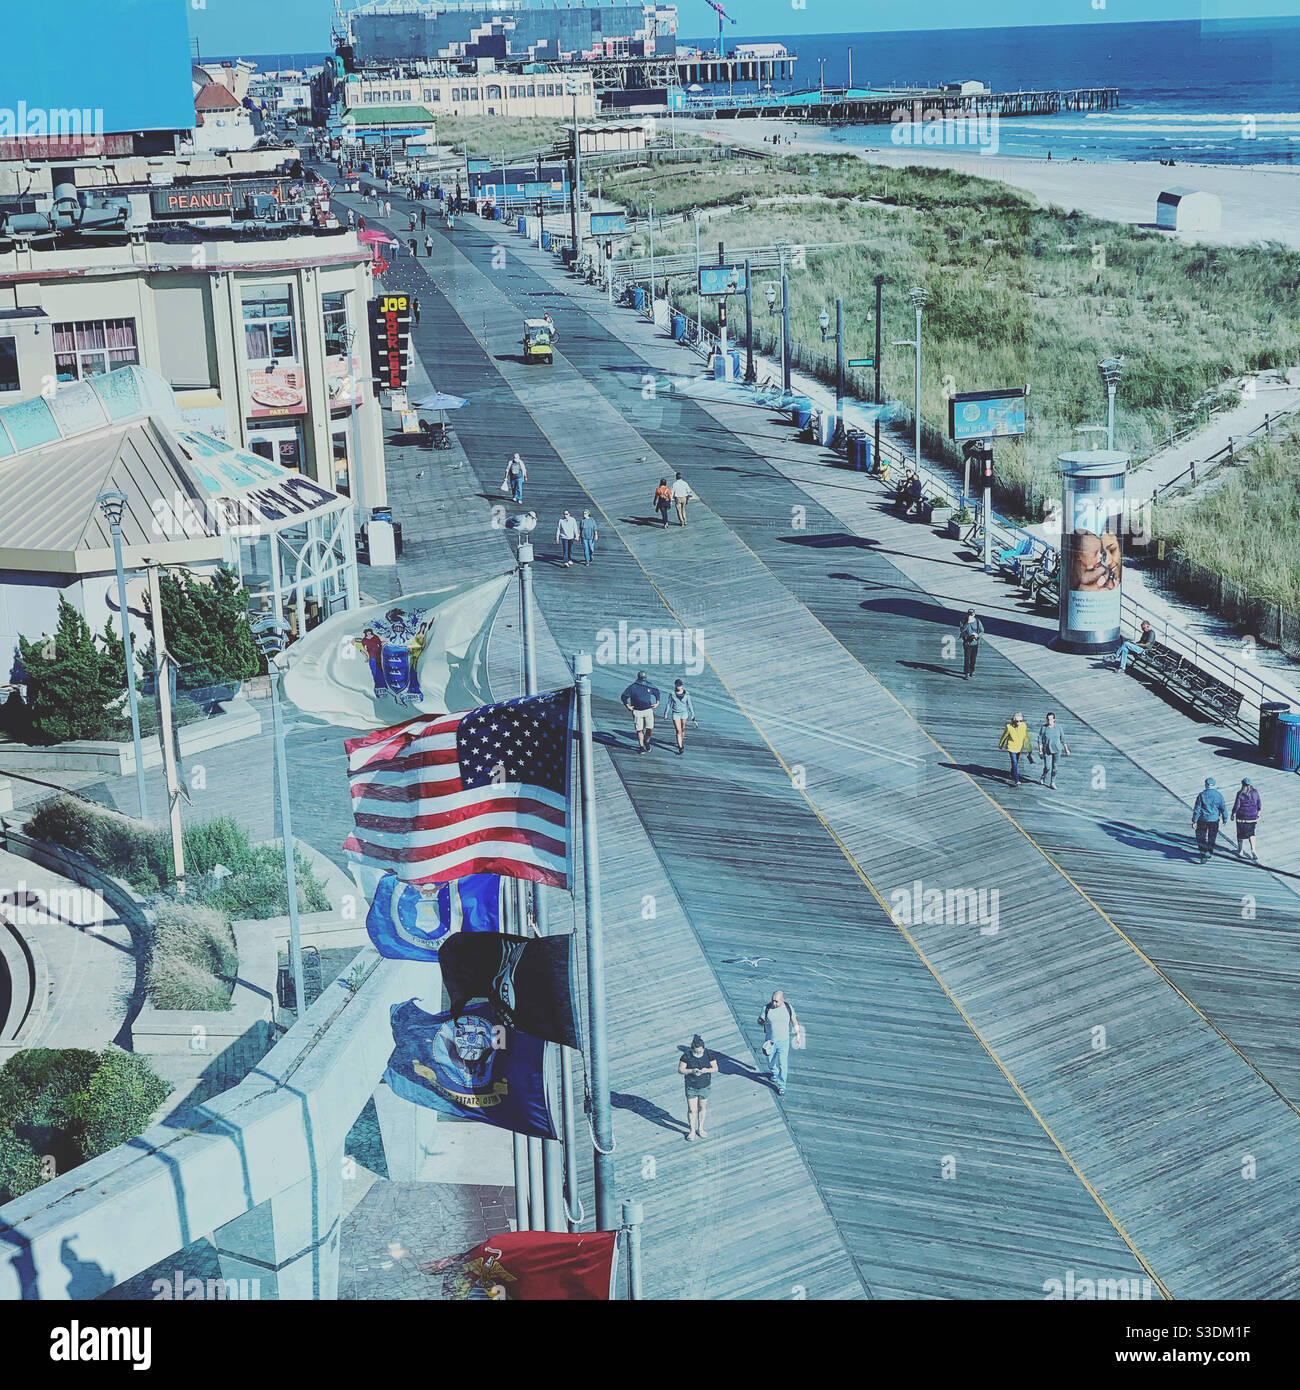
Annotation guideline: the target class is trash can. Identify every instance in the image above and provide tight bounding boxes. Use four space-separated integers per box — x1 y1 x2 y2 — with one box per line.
795 405 814 432
847 431 866 469
672 313 686 341
518 217 526 234
633 286 645 312
729 349 741 377
1258 700 1290 756
1276 712 1300 772
541 231 551 251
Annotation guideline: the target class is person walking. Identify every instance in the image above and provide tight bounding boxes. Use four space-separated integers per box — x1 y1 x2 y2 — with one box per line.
578 509 598 565
409 211 417 232
960 609 984 679
424 232 434 257
358 213 366 232
758 990 802 1097
1192 776 1228 863
620 669 661 752
420 206 427 229
1115 619 1155 672
384 198 392 218
667 678 697 755
670 471 694 527
678 1034 718 1140
347 207 356 227
652 477 673 528
408 237 417 259
1231 778 1262 860
555 509 579 566
1038 712 1071 789
998 712 1034 787
503 453 527 504
412 295 421 325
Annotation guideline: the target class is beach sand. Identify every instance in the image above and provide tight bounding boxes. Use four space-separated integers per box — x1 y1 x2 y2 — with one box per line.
691 117 1300 251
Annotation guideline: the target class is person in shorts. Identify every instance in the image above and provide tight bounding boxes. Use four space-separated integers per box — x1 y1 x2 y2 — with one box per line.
678 1034 718 1141
1232 777 1262 860
621 670 661 753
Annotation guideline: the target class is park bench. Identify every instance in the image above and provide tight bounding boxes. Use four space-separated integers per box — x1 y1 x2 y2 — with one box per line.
1125 641 1246 728
996 538 1035 579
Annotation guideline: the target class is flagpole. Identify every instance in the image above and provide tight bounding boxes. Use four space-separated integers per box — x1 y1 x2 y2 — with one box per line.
573 652 615 1229
517 542 568 1232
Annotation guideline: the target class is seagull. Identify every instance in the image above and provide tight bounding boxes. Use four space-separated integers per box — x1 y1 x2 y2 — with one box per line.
721 956 773 968
415 469 425 478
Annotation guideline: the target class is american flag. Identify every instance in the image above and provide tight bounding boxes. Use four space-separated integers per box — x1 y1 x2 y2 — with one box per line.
343 689 573 888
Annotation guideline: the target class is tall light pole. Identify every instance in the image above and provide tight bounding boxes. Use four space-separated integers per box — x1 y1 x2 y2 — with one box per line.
566 77 582 265
144 560 185 894
692 208 702 345
646 190 655 320
252 617 305 1020
873 274 884 405
1100 355 1124 451
820 299 844 447
909 285 928 469
97 491 147 819
767 275 790 397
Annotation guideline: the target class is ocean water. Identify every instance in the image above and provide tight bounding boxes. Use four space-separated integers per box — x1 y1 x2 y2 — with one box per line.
680 18 1300 166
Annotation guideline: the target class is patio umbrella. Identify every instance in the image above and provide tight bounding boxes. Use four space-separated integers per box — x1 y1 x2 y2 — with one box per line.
412 390 469 432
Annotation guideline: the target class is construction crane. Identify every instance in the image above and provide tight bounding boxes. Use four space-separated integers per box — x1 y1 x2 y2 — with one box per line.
703 0 737 59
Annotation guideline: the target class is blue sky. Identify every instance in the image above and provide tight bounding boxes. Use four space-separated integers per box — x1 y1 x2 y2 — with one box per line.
188 0 1300 57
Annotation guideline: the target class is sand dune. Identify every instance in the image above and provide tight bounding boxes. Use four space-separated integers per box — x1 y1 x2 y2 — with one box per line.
693 117 1300 251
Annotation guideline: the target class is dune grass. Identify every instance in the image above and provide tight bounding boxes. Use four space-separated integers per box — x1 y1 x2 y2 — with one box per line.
604 154 1300 517
1154 420 1300 612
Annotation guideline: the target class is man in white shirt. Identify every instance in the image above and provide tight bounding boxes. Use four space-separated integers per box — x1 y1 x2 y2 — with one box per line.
670 472 694 527
758 989 802 1097
555 509 579 567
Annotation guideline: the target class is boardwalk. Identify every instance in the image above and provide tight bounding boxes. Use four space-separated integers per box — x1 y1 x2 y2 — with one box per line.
340 176 1300 1299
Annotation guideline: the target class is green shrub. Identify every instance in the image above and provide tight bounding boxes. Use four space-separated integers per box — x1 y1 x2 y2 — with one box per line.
15 598 128 744
189 844 330 919
147 901 237 1010
0 1047 169 1203
26 795 170 893
182 816 257 878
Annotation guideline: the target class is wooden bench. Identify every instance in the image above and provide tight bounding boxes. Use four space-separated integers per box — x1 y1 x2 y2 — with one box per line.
1126 641 1246 728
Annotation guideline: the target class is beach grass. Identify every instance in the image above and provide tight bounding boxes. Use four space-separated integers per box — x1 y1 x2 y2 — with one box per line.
603 153 1300 512
1154 419 1300 611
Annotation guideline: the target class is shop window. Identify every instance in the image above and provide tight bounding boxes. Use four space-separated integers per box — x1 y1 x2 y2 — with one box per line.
241 283 296 366
509 86 517 99
528 85 535 97
0 335 19 393
486 85 501 100
332 428 351 495
53 318 139 381
321 290 350 358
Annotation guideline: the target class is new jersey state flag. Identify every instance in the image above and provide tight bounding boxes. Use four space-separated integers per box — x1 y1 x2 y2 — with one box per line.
279 575 510 728
365 872 501 962
384 999 558 1139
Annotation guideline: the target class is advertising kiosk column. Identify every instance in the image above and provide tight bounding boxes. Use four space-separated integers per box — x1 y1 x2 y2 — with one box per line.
1057 450 1129 653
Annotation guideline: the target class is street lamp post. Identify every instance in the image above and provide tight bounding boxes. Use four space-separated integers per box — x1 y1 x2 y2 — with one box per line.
567 77 583 267
744 256 756 383
820 299 845 446
873 274 884 405
909 286 928 469
692 209 702 345
767 274 791 396
647 191 655 322
252 618 306 1021
1099 355 1124 451
97 491 147 819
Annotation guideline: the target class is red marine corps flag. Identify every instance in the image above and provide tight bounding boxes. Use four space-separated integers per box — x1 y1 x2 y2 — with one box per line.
420 1231 618 1300
344 689 574 888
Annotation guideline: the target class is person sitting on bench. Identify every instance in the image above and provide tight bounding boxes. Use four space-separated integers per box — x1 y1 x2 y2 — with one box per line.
1115 620 1155 672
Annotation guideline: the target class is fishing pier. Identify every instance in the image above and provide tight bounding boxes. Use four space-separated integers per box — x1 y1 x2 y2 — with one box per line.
687 85 1121 125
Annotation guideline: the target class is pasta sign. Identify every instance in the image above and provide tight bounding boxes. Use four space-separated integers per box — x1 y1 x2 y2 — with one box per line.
369 294 411 391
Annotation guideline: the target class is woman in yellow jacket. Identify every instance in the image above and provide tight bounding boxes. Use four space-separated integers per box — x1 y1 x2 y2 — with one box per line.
998 712 1035 787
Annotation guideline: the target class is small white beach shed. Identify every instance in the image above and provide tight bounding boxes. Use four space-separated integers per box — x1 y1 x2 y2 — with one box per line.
1156 187 1222 233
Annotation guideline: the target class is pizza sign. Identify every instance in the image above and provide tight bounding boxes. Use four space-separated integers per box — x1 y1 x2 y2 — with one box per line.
369 294 411 392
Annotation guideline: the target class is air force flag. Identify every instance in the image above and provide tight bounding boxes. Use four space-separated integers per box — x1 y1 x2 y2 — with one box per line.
365 873 501 961
385 1000 557 1139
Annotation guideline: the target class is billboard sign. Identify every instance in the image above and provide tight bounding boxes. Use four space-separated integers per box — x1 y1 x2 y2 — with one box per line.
698 263 748 297
369 294 411 392
589 212 628 236
948 388 1027 441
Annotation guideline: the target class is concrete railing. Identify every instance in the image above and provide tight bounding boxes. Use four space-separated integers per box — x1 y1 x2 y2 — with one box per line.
0 947 434 1300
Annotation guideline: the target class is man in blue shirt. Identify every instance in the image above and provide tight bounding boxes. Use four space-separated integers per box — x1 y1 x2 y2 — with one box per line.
1192 776 1228 863
621 670 661 753
758 990 802 1097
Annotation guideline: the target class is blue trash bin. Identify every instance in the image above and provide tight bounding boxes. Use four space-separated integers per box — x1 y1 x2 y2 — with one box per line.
795 406 813 432
517 217 526 234
672 313 686 341
1276 712 1300 771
